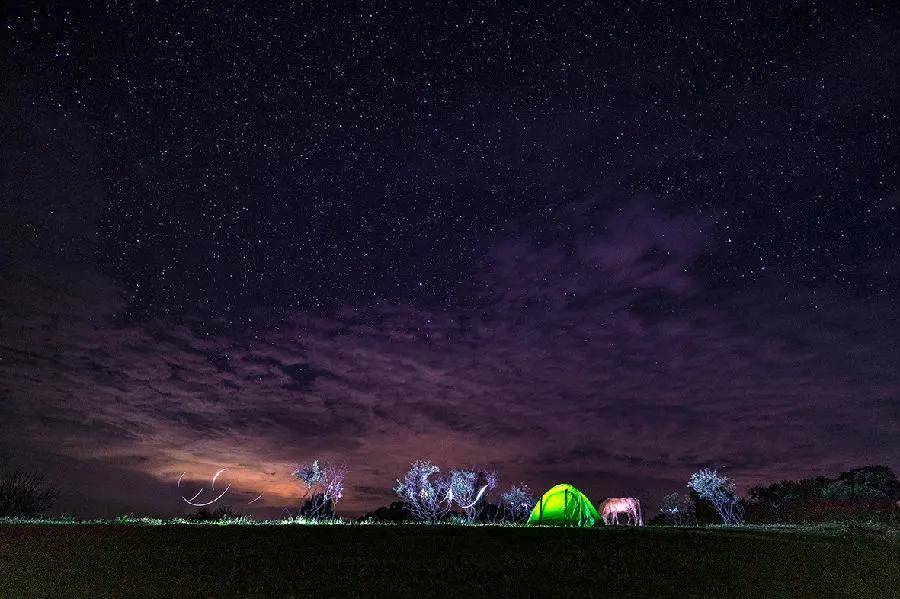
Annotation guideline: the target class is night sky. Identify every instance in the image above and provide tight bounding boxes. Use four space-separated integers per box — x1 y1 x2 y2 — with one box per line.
1 2 898 517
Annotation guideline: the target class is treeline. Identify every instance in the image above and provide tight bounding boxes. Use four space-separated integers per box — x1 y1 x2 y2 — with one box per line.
4 458 898 527
652 465 900 526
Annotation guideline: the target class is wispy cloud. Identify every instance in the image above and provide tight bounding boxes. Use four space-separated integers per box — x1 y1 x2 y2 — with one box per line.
1 200 897 515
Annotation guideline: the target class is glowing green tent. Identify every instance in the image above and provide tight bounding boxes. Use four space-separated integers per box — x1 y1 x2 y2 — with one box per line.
527 483 601 527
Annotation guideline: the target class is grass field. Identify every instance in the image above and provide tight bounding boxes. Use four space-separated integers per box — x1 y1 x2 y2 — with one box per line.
1 523 898 598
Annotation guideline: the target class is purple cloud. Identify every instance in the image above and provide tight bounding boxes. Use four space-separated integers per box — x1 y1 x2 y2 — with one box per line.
1 200 897 516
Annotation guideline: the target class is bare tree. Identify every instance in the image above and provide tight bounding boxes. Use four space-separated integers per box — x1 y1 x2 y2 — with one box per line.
0 467 58 518
394 460 452 522
448 469 498 522
688 468 744 525
292 460 347 518
501 484 535 523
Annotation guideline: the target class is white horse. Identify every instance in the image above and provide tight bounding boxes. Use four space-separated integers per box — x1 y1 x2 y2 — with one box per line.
599 497 643 526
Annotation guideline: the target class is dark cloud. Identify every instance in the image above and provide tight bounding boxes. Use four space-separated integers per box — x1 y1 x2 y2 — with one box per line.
279 363 333 392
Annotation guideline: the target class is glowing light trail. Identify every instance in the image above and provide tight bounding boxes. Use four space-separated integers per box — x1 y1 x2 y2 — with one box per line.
177 468 262 509
211 468 227 490
458 485 489 510
182 485 231 507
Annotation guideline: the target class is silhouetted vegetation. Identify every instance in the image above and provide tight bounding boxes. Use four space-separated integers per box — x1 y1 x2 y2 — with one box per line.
652 465 900 526
187 506 242 521
298 494 335 518
362 501 413 522
0 466 58 518
746 465 900 525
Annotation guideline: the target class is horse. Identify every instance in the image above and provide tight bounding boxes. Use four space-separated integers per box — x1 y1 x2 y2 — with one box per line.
599 497 643 526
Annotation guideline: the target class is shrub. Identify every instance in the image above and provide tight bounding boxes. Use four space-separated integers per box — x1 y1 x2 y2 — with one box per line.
188 506 242 521
361 501 413 522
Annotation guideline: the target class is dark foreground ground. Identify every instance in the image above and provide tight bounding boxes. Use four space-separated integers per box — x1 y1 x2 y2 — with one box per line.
0 524 898 598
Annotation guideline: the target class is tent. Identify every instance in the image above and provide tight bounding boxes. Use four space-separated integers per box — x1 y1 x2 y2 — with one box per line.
527 483 601 527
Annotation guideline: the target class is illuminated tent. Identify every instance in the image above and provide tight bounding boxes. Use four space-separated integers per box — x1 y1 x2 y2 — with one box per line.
527 483 601 527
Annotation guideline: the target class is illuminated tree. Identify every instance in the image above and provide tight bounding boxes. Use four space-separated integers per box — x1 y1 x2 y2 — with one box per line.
394 460 451 522
292 460 347 518
501 484 535 523
448 469 498 522
688 468 744 525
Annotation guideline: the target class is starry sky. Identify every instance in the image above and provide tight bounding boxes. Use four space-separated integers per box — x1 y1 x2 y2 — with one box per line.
1 2 898 517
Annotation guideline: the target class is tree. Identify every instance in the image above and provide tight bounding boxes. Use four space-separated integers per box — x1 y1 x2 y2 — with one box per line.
657 492 696 526
394 460 452 522
748 476 832 505
0 467 58 518
746 476 833 523
500 484 535 523
448 469 498 523
822 466 899 502
292 460 347 518
688 468 744 525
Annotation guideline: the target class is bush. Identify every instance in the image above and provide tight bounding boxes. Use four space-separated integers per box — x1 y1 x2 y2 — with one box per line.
188 506 242 521
362 501 413 522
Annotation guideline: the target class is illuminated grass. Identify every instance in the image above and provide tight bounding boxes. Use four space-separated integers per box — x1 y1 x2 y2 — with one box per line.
2 516 898 540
